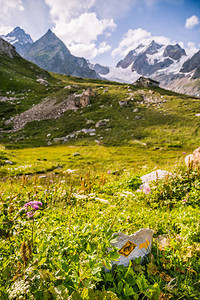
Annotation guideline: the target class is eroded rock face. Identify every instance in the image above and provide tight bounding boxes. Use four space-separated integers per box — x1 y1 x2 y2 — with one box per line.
110 229 153 267
0 37 20 58
74 87 94 108
163 44 186 60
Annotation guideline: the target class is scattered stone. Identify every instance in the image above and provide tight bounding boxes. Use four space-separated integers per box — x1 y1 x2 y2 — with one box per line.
73 152 80 156
110 229 153 267
86 119 95 125
95 120 108 127
64 85 71 89
82 128 96 134
135 115 141 119
5 160 14 165
38 175 47 178
96 198 109 204
141 169 172 187
74 87 94 108
119 100 128 106
36 78 50 86
66 169 75 173
195 113 200 117
133 108 139 113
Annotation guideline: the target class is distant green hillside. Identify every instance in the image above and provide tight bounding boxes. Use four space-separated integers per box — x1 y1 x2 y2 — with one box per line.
0 51 200 150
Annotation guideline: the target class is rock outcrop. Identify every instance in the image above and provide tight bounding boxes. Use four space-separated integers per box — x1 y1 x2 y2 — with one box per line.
0 37 20 58
74 87 94 108
185 147 200 168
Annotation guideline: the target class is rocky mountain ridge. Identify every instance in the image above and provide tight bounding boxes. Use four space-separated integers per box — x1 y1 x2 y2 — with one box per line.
1 27 99 80
102 40 200 97
1 27 33 55
1 27 200 96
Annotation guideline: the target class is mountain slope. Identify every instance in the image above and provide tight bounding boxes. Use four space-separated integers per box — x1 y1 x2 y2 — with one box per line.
1 38 200 150
22 29 99 79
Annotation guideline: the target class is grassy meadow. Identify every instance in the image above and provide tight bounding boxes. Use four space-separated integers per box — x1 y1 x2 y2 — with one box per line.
1 144 200 299
0 53 200 299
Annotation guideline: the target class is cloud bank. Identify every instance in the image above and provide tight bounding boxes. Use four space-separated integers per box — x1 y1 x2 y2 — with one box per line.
44 0 116 59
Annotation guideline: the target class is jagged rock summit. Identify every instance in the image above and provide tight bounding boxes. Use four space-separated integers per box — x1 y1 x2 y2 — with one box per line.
102 40 200 97
1 26 33 54
21 29 99 79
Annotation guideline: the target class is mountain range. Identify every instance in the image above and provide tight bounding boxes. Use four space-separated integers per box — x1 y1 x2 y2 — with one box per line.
1 27 99 80
103 41 200 97
1 27 200 96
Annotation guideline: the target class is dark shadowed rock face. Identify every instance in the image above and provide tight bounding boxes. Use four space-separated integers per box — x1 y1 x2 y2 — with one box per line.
0 37 20 58
116 44 145 69
181 50 200 74
163 44 186 60
22 29 99 79
89 63 109 75
1 27 33 55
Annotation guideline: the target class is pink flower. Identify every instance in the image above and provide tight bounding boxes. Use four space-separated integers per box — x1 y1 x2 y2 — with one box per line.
24 201 42 218
143 184 151 195
183 199 186 202
182 152 186 155
26 211 34 218
107 170 111 174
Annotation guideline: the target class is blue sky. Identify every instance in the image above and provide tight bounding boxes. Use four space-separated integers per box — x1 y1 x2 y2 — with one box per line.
0 0 199 66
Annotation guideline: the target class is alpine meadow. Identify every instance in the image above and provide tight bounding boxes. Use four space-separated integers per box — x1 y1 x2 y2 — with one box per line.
0 1 200 299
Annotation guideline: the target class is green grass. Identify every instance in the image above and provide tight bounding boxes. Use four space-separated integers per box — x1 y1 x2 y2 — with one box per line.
1 55 200 149
0 147 200 299
0 54 200 299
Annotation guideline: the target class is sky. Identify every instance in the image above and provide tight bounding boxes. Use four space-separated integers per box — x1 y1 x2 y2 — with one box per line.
0 0 200 66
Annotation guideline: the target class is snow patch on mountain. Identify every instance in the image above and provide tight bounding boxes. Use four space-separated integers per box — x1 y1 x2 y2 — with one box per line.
146 45 166 65
103 65 139 83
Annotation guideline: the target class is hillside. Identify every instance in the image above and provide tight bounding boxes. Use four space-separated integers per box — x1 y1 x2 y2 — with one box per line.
1 36 200 300
0 39 200 150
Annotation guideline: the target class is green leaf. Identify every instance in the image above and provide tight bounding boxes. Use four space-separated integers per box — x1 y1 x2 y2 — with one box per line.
124 284 134 296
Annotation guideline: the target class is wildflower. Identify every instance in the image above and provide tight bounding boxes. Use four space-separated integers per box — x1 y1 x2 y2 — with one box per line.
183 199 186 202
107 170 111 174
182 152 186 155
26 211 34 218
24 201 42 218
143 184 151 195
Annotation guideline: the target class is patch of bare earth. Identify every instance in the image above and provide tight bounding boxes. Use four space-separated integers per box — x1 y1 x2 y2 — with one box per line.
9 95 76 131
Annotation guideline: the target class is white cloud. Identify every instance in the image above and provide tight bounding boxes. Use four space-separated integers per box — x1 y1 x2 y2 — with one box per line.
112 28 171 58
45 0 95 22
0 25 14 36
53 12 116 44
186 42 198 56
0 0 24 19
185 15 199 29
45 0 116 59
69 41 111 59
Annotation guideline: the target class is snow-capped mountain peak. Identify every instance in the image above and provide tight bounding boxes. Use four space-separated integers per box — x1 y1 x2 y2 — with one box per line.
2 27 33 46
